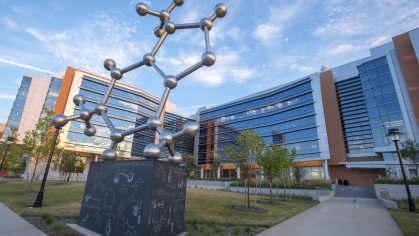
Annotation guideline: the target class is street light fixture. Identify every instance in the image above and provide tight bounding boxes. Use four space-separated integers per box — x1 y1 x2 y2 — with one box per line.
0 136 15 173
386 128 417 213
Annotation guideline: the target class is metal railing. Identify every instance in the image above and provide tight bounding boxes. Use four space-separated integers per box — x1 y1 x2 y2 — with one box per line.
315 187 329 196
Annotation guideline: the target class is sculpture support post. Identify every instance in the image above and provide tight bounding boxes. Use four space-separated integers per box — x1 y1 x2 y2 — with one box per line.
33 127 60 208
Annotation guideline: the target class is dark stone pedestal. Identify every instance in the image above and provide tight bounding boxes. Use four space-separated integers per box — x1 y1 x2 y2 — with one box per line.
77 159 187 236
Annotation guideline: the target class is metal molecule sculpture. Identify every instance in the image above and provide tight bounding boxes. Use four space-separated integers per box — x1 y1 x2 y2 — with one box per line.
51 0 227 165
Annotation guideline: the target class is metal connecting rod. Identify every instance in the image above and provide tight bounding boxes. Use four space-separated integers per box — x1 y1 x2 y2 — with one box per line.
121 61 144 74
151 31 168 56
110 141 118 150
155 87 171 118
158 140 167 149
175 23 200 29
176 61 204 81
204 27 211 52
210 13 217 22
85 120 92 129
167 144 176 156
150 61 166 78
67 114 81 121
79 102 86 110
157 126 164 134
101 111 115 131
172 130 184 139
148 9 160 17
121 124 147 137
167 3 176 13
103 78 116 104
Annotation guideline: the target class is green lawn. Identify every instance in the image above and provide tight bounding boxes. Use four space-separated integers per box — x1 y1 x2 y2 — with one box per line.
389 199 419 236
0 181 317 227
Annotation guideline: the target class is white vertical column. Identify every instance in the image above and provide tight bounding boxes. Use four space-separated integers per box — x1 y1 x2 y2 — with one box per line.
237 166 240 179
200 167 204 178
217 166 220 179
94 154 99 162
323 159 330 180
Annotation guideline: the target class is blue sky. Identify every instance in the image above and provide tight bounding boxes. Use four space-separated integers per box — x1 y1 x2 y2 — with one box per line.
0 0 418 123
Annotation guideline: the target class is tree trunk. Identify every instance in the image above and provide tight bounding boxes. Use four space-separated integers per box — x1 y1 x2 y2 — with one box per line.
283 181 287 201
29 160 38 191
270 179 273 202
244 179 247 208
255 181 257 206
288 182 291 200
237 180 239 206
260 182 263 202
276 182 278 202
247 178 250 209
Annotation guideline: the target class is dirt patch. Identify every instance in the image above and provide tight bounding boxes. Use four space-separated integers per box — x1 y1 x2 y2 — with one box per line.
53 182 69 185
258 201 284 205
15 190 38 193
0 181 8 183
24 216 83 236
277 198 296 202
185 223 268 236
234 205 268 214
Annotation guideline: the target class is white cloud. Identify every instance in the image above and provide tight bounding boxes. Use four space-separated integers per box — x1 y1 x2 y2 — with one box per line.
370 36 391 47
0 18 18 29
329 44 361 55
253 24 281 45
176 104 215 115
0 93 15 100
0 57 54 74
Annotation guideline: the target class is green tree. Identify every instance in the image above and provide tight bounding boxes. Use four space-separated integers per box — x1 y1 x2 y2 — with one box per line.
0 127 23 173
401 139 419 174
22 108 61 190
75 157 86 181
257 143 284 202
209 157 221 179
293 161 309 185
59 151 78 181
279 147 297 201
116 143 129 160
226 128 266 209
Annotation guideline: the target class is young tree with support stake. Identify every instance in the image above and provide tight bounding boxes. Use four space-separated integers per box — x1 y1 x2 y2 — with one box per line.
226 128 266 209
210 157 221 179
401 139 419 175
256 143 283 202
279 147 297 201
22 108 61 190
0 128 23 174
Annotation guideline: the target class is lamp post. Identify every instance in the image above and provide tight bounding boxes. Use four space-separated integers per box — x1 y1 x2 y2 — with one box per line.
386 128 417 213
33 127 60 208
0 136 15 173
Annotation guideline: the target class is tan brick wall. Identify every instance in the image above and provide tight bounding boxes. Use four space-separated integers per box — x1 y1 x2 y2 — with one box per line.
329 165 386 186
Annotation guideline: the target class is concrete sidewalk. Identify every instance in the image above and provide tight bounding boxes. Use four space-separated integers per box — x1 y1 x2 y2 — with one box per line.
257 197 403 236
0 202 46 236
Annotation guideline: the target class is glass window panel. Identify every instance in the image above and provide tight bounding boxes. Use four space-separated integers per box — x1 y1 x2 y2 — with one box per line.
22 76 32 83
367 107 380 117
379 74 392 84
67 132 77 140
367 69 377 78
364 61 376 70
383 92 398 103
374 57 387 67
386 102 401 113
370 77 380 87
375 95 384 105
357 65 366 73
388 112 403 123
361 81 371 90
369 117 382 127
381 83 395 94
363 89 374 99
376 65 390 75
360 73 369 81
378 105 387 115
372 86 382 96
372 126 386 137
365 98 376 108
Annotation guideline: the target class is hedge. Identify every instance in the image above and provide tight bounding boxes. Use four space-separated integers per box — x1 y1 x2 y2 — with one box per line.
375 178 419 185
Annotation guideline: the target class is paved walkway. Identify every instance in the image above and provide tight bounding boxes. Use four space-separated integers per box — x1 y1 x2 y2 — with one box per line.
0 202 46 236
257 197 403 236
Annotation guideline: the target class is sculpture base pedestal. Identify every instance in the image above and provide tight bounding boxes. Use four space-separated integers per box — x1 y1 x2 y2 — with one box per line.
77 159 187 236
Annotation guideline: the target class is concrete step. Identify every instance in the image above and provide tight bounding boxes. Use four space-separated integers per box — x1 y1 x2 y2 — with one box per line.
335 186 376 198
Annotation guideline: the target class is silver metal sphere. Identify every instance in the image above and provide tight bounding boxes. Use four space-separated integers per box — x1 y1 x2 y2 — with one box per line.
111 68 123 80
73 94 86 106
199 18 212 31
143 143 161 159
84 125 96 136
104 59 116 71
102 149 117 161
214 3 227 18
168 152 183 165
165 21 176 34
183 121 199 137
136 3 148 16
159 10 170 21
173 0 184 6
143 53 156 67
202 52 216 67
159 131 174 145
154 26 163 38
110 129 124 143
52 114 68 128
80 109 92 121
94 103 108 115
146 116 162 131
164 75 177 89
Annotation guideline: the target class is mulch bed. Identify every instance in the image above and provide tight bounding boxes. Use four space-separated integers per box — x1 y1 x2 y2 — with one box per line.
53 182 69 185
15 190 38 193
258 201 284 205
185 223 268 236
24 216 83 236
234 205 268 214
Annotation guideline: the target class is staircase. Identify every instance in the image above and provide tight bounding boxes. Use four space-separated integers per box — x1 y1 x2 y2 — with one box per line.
335 186 375 198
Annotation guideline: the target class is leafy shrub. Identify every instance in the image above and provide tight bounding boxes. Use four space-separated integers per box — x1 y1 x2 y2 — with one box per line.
375 178 419 185
191 219 199 226
45 217 53 224
41 213 50 220
50 223 64 231
62 232 77 236
214 226 224 234
244 226 251 233
199 225 207 232
232 225 242 235
230 179 331 190
185 232 197 236
204 229 213 236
